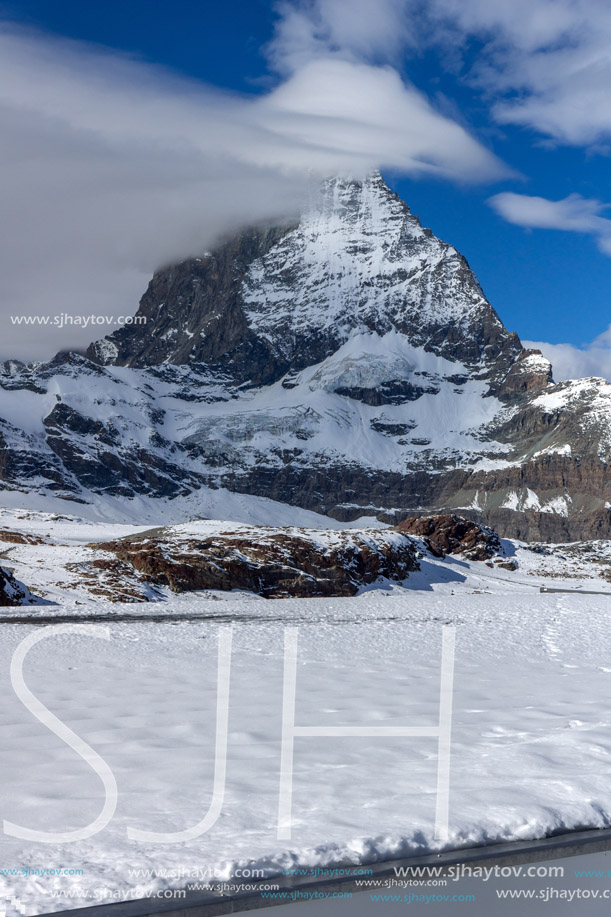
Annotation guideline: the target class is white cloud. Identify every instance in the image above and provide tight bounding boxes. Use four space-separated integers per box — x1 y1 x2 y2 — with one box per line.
0 21 506 361
268 0 414 73
272 1 611 147
488 191 611 254
263 59 505 180
417 0 611 147
525 327 611 382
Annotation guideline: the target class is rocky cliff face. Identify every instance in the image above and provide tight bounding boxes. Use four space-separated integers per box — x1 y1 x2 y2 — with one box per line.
2 173 610 542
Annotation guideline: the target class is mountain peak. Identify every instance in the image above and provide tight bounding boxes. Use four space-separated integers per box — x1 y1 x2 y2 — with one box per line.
87 174 523 385
313 170 419 232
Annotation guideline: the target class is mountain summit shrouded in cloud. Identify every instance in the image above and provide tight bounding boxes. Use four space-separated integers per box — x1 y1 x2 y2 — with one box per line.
5 172 611 545
2 0 611 374
0 17 504 361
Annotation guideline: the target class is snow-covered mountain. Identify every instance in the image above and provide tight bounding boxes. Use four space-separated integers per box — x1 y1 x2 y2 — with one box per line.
2 173 611 541
87 173 524 385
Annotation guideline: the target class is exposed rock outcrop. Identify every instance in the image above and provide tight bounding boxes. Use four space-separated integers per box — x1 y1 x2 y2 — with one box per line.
494 349 553 400
87 225 295 384
0 566 36 605
396 514 502 560
94 525 420 599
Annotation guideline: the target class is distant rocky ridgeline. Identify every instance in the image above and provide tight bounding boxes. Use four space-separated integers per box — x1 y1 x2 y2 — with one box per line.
1 173 611 541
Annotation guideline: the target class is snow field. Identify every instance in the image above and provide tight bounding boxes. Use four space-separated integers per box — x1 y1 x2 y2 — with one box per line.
1 593 611 911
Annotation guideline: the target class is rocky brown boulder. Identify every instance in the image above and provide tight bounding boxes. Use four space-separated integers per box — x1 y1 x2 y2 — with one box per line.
396 513 502 561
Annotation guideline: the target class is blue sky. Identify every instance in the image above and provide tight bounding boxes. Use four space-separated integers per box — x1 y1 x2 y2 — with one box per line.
1 0 611 377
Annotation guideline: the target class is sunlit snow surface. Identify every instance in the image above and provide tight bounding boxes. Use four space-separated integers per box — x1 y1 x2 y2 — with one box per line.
2 594 611 912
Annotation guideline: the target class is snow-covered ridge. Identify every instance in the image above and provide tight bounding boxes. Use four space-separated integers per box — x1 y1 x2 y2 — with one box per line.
0 324 609 536
0 342 513 506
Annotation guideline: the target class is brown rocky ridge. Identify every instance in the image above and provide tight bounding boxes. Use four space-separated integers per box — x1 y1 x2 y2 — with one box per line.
93 525 421 599
1 514 580 606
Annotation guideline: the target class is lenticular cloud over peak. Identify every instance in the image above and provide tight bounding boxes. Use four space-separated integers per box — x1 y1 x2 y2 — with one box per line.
0 22 504 360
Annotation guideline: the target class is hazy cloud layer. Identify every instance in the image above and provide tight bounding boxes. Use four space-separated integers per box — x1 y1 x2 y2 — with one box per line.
488 192 611 255
4 0 610 364
0 22 504 361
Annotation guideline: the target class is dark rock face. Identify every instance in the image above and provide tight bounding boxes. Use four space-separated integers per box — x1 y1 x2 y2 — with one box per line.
466 506 611 544
494 350 554 400
335 379 440 405
87 225 295 385
42 400 195 498
0 566 34 605
94 526 420 599
396 514 501 561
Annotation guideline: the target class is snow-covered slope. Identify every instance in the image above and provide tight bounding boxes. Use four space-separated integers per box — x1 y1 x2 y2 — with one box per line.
1 174 610 541
4 592 611 911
